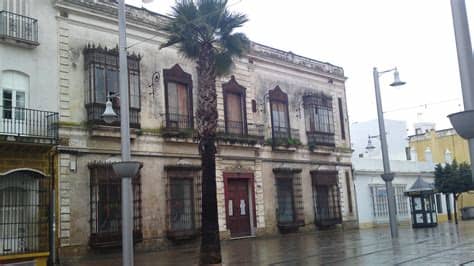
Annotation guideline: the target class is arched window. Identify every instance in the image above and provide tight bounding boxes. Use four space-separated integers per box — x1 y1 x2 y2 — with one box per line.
1 70 28 121
0 170 49 255
269 86 290 142
163 64 193 129
223 76 247 135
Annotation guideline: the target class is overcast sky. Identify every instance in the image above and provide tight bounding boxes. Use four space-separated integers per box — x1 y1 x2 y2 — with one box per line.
127 0 474 134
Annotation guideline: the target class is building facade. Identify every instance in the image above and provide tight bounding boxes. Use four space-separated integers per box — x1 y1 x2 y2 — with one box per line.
409 126 474 220
50 0 356 259
0 0 59 265
351 120 450 228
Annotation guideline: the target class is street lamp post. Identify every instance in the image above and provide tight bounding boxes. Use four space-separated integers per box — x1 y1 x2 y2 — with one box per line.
373 67 406 239
101 1 136 265
448 0 474 182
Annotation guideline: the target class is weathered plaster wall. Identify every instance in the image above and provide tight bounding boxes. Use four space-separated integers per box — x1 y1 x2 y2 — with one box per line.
54 0 355 256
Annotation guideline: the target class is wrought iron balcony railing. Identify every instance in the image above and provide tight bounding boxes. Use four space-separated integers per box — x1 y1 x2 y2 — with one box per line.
224 120 246 135
0 11 39 46
307 131 336 147
164 112 193 129
0 106 58 144
86 103 140 129
216 121 264 145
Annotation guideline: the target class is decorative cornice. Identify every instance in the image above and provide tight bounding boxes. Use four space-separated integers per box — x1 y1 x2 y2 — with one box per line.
272 167 302 174
57 0 345 78
164 164 201 171
250 42 344 78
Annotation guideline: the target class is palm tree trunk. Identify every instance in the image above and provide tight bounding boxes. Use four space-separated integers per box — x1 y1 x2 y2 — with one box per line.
197 42 221 265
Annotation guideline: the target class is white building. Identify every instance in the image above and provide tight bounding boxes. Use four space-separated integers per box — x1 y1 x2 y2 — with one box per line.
350 120 451 228
351 119 409 160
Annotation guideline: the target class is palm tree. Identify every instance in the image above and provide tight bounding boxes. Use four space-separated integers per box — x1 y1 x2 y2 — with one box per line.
160 0 249 264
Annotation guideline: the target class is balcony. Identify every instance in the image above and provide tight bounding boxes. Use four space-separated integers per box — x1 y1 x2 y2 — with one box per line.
268 127 301 149
0 11 39 47
307 131 336 150
86 103 140 129
216 121 264 146
160 113 195 139
0 106 58 145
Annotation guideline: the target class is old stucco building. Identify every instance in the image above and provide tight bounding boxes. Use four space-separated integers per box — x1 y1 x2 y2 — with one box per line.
50 0 356 259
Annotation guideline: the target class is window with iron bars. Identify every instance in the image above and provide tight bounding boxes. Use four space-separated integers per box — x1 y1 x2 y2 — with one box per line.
163 64 193 130
303 93 335 147
165 169 201 239
83 44 141 128
0 170 49 256
275 174 304 226
370 184 409 219
311 170 342 227
88 162 142 248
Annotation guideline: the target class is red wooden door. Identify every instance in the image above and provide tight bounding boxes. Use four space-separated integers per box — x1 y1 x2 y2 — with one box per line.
227 179 251 237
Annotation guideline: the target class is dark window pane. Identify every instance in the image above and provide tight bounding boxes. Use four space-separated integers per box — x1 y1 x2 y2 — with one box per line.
225 92 243 134
276 178 294 223
169 179 194 231
2 90 12 119
94 66 106 103
106 67 119 96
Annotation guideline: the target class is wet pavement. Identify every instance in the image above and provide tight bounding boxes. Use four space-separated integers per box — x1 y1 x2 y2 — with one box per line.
62 221 474 265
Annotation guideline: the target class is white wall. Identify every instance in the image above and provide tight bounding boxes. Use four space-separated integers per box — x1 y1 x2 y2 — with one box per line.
0 0 59 112
351 119 409 160
352 158 450 226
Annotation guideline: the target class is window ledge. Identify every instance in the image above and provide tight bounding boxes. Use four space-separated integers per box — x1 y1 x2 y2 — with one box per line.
166 229 199 241
315 217 342 228
89 125 138 139
0 36 39 48
272 145 297 152
309 146 335 155
216 133 264 147
277 221 303 233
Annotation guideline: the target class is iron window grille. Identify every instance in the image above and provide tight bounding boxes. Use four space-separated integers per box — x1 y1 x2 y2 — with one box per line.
274 170 304 229
311 171 342 227
163 64 194 130
303 93 335 147
0 11 38 46
222 76 247 136
165 167 201 240
370 184 409 219
269 86 291 145
88 161 142 248
0 170 50 256
83 44 141 128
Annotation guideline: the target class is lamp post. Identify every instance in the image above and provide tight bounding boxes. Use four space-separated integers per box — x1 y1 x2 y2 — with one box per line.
448 0 474 182
373 67 406 239
100 0 137 265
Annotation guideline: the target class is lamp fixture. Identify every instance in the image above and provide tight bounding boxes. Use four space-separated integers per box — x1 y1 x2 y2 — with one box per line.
102 92 119 124
389 68 406 87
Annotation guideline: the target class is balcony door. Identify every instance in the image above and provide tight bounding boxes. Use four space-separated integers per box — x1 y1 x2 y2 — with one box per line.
0 71 28 135
2 0 31 16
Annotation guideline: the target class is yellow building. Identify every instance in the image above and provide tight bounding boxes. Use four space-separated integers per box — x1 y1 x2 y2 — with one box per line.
409 127 473 220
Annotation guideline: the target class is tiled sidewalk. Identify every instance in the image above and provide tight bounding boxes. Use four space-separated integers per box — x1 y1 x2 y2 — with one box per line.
61 221 474 265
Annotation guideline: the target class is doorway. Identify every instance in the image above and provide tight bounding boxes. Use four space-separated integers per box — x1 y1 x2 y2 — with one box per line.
226 178 251 238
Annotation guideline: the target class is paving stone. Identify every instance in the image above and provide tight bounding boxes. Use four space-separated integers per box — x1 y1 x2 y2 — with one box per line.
60 221 474 265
